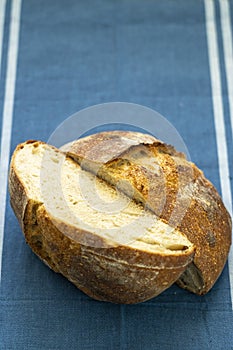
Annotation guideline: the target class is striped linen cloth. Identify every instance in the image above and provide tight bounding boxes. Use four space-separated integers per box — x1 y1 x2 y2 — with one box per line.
0 0 233 349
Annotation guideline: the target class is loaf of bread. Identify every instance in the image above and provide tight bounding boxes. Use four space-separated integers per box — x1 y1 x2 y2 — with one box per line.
9 140 195 304
63 131 232 295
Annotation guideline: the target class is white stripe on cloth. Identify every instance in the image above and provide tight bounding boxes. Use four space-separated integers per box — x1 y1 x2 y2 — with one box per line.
0 0 7 81
219 0 233 140
0 0 22 281
204 0 233 309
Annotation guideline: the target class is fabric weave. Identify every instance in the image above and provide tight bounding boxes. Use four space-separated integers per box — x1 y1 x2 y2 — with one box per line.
0 0 233 349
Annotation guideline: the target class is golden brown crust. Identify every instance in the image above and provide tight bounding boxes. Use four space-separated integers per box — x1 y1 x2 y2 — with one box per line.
8 141 45 229
9 141 59 271
49 218 194 269
62 130 159 163
36 206 193 304
66 131 232 294
177 171 232 293
9 140 195 304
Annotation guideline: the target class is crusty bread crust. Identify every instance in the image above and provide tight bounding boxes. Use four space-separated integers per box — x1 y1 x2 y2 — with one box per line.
9 141 60 271
9 140 195 304
66 131 232 294
36 206 193 304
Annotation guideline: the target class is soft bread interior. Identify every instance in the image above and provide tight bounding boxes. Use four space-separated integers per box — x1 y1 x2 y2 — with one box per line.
14 142 193 255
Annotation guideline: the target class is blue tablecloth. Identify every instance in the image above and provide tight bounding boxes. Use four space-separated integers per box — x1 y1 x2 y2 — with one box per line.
1 0 233 349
